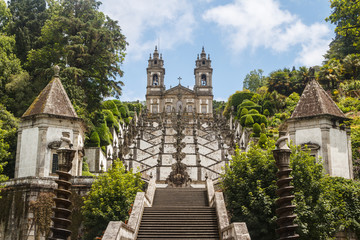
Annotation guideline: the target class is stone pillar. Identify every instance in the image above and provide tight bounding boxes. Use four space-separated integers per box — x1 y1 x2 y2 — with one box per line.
320 125 331 175
346 128 353 179
36 126 48 177
273 135 299 240
14 130 22 178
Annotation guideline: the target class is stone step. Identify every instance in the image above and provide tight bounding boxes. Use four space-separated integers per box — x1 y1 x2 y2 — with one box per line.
137 188 219 240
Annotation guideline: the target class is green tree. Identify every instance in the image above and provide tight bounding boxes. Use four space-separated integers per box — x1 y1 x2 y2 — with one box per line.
326 0 360 59
7 0 48 64
243 69 266 92
0 1 31 116
82 160 144 239
222 143 277 239
319 58 343 90
0 104 18 178
27 0 128 113
222 142 360 239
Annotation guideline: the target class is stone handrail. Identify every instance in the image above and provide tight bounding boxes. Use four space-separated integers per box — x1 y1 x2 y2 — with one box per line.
206 179 251 240
102 177 156 240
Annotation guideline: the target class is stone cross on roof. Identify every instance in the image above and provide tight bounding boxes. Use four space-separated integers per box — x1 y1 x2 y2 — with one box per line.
178 76 182 85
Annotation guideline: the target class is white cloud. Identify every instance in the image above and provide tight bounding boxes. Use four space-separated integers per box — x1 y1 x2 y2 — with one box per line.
100 0 196 61
203 0 331 66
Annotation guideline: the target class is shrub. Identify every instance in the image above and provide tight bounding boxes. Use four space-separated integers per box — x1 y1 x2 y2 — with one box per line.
87 131 100 147
102 110 119 132
253 123 261 137
82 161 144 239
240 114 267 127
222 142 360 240
263 109 270 117
245 115 254 128
258 133 267 148
237 99 262 116
240 108 248 117
223 90 255 117
102 100 121 119
248 109 259 114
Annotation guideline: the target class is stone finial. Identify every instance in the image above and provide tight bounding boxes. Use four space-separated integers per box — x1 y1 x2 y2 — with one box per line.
54 65 60 77
275 132 290 150
59 132 73 149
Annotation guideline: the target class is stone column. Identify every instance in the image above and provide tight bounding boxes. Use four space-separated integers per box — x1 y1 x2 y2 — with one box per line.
320 125 331 175
14 130 22 178
36 126 48 177
273 135 299 240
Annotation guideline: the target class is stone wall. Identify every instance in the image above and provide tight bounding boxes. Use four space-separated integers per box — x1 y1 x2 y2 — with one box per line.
0 176 93 240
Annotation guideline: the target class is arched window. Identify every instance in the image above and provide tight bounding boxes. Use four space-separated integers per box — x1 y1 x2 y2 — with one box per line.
201 74 207 86
152 74 159 86
166 105 171 112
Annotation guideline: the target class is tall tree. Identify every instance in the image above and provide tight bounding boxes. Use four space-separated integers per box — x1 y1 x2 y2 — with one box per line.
7 0 48 64
0 1 30 117
243 69 266 92
326 0 360 60
26 0 128 113
0 104 18 178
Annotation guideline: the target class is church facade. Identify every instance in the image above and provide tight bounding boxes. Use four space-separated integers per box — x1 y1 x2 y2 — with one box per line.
146 47 213 116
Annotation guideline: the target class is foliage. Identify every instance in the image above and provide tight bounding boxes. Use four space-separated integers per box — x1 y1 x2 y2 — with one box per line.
258 133 267 148
244 115 254 128
82 158 94 177
221 143 277 239
29 192 54 239
337 97 360 113
243 69 266 92
82 160 144 239
0 4 31 116
351 117 360 179
239 108 248 118
223 90 254 117
319 58 343 90
222 142 360 240
252 123 261 137
87 131 100 147
240 113 267 128
213 100 226 114
26 0 128 113
237 99 261 118
284 92 300 114
7 0 48 64
0 104 18 178
267 67 308 96
326 0 360 59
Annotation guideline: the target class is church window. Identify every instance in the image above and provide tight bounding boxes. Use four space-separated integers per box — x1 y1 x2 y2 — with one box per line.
154 60 157 65
166 105 171 112
188 105 193 112
52 154 59 173
201 74 207 86
152 74 159 86
201 105 207 114
152 105 158 113
202 60 205 65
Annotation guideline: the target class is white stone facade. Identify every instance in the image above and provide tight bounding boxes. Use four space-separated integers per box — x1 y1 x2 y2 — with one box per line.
288 116 353 179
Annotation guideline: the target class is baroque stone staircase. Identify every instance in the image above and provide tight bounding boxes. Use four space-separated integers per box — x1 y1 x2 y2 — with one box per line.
137 188 220 239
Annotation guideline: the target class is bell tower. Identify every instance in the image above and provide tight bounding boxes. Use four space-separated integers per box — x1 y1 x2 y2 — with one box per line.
146 46 165 113
194 47 213 115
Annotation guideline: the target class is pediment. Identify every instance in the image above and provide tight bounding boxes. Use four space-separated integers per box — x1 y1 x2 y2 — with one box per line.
165 84 195 95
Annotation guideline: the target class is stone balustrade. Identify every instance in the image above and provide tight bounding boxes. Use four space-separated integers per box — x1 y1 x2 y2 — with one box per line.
102 177 156 240
206 179 251 240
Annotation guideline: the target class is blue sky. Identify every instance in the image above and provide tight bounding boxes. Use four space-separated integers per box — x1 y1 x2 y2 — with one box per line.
100 0 335 101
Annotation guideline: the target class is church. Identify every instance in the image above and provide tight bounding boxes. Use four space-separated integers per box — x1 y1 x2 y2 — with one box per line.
146 47 213 116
